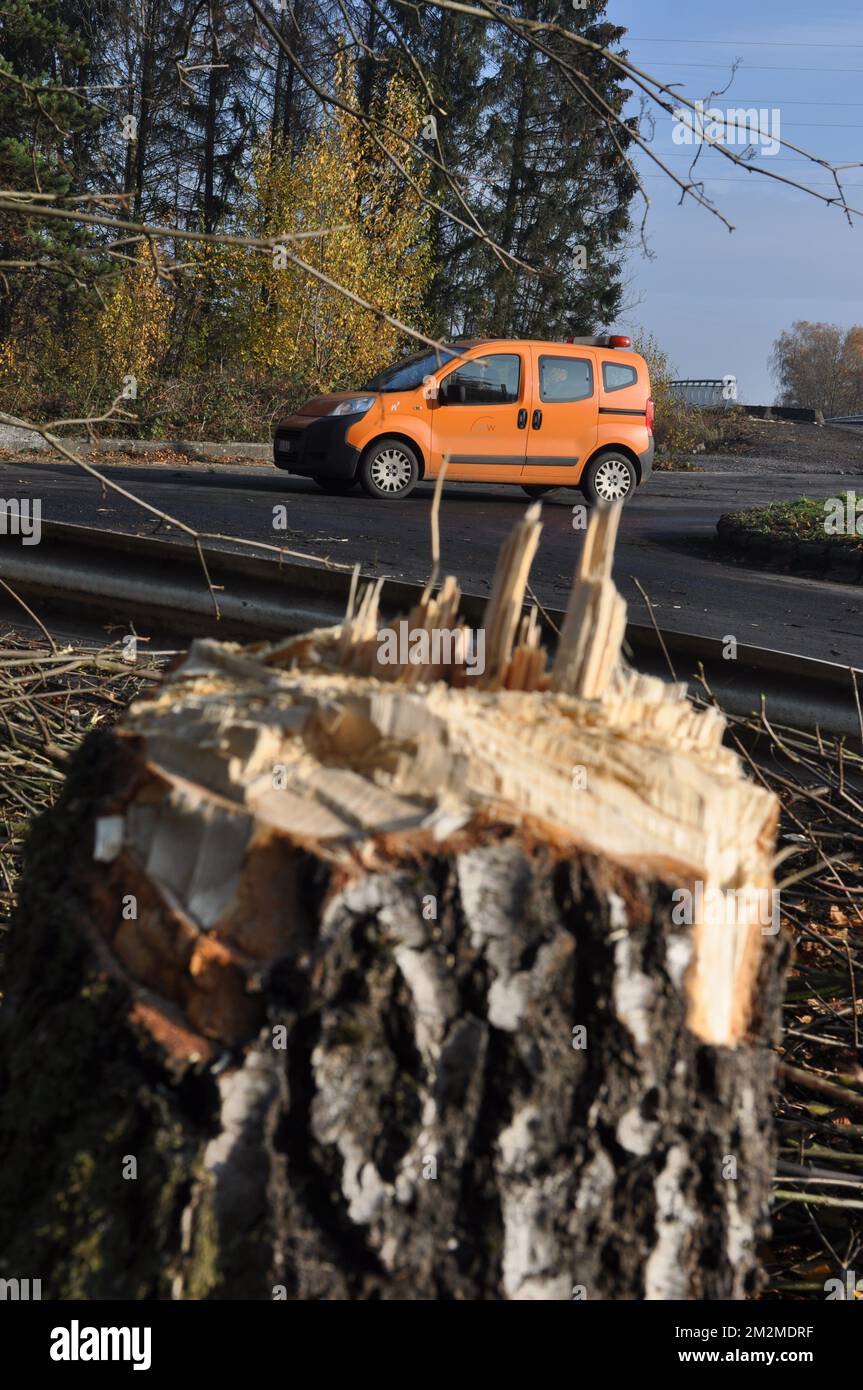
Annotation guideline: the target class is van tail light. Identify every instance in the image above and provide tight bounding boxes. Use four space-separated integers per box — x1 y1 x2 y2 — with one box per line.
646 397 655 434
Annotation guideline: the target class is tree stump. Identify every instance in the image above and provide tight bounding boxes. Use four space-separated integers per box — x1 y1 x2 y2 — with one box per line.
0 504 786 1300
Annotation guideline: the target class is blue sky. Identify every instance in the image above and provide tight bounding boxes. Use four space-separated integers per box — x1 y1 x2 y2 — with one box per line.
609 0 863 403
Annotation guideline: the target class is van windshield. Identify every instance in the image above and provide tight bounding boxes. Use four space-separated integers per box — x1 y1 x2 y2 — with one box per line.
363 347 461 393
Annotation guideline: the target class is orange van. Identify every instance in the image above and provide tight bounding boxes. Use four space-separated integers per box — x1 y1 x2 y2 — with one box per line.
273 336 653 503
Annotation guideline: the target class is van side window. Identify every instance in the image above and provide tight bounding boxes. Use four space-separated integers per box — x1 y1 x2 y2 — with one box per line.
442 353 521 405
602 361 638 392
538 355 593 402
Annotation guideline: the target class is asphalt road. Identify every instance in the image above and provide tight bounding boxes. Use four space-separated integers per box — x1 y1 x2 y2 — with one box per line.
2 456 862 665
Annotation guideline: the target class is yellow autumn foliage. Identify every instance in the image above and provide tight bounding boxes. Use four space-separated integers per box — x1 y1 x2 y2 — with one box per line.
222 53 433 392
0 339 16 376
97 249 171 387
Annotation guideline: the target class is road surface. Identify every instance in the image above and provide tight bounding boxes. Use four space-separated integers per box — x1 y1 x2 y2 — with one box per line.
1 456 861 665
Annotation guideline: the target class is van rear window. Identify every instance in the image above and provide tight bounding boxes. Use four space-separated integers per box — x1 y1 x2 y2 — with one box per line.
538 356 593 402
602 361 638 392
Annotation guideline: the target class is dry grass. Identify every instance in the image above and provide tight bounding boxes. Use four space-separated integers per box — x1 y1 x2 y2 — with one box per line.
0 626 165 941
696 684 863 1297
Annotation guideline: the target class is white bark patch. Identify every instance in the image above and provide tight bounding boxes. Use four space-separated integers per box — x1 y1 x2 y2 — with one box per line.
488 973 531 1032
612 934 653 1051
574 1149 615 1215
202 1050 282 1230
617 1106 659 1156
497 1107 570 1300
394 944 455 1057
328 873 458 1056
608 890 629 932
93 815 125 863
725 1178 754 1281
498 1104 541 1174
644 1145 697 1300
666 934 693 991
457 845 526 975
737 1083 758 1140
338 1146 390 1229
395 1098 440 1207
310 1041 390 1227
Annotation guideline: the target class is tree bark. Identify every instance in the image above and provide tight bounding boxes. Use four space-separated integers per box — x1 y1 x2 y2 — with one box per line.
0 505 786 1300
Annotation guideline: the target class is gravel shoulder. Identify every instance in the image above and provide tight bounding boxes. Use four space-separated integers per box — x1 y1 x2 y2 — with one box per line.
687 419 863 476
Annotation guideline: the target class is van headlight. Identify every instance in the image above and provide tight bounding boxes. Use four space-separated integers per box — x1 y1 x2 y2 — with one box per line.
330 396 376 416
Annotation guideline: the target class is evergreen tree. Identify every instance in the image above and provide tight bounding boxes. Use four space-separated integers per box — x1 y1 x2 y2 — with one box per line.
0 0 106 336
436 0 636 339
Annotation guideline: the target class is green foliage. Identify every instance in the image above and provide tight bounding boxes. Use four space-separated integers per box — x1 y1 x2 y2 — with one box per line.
730 497 863 549
0 1 97 192
0 2 108 344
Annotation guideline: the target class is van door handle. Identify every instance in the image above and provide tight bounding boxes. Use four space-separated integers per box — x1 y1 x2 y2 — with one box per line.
517 408 527 429
532 409 543 430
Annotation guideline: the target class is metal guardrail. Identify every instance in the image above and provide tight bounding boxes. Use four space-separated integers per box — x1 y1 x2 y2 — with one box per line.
666 391 824 424
0 520 861 737
669 380 731 409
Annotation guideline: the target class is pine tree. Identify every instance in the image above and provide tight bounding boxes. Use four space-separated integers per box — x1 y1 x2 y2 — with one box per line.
0 0 106 338
438 0 636 339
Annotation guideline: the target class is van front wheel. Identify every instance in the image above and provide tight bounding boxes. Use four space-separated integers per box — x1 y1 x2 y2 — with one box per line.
360 438 420 499
581 452 637 505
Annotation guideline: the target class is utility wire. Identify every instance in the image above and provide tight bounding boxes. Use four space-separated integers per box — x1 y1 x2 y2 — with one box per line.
628 37 863 48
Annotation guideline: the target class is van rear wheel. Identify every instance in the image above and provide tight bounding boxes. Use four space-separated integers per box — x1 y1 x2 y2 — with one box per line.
581 451 637 506
360 438 420 499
